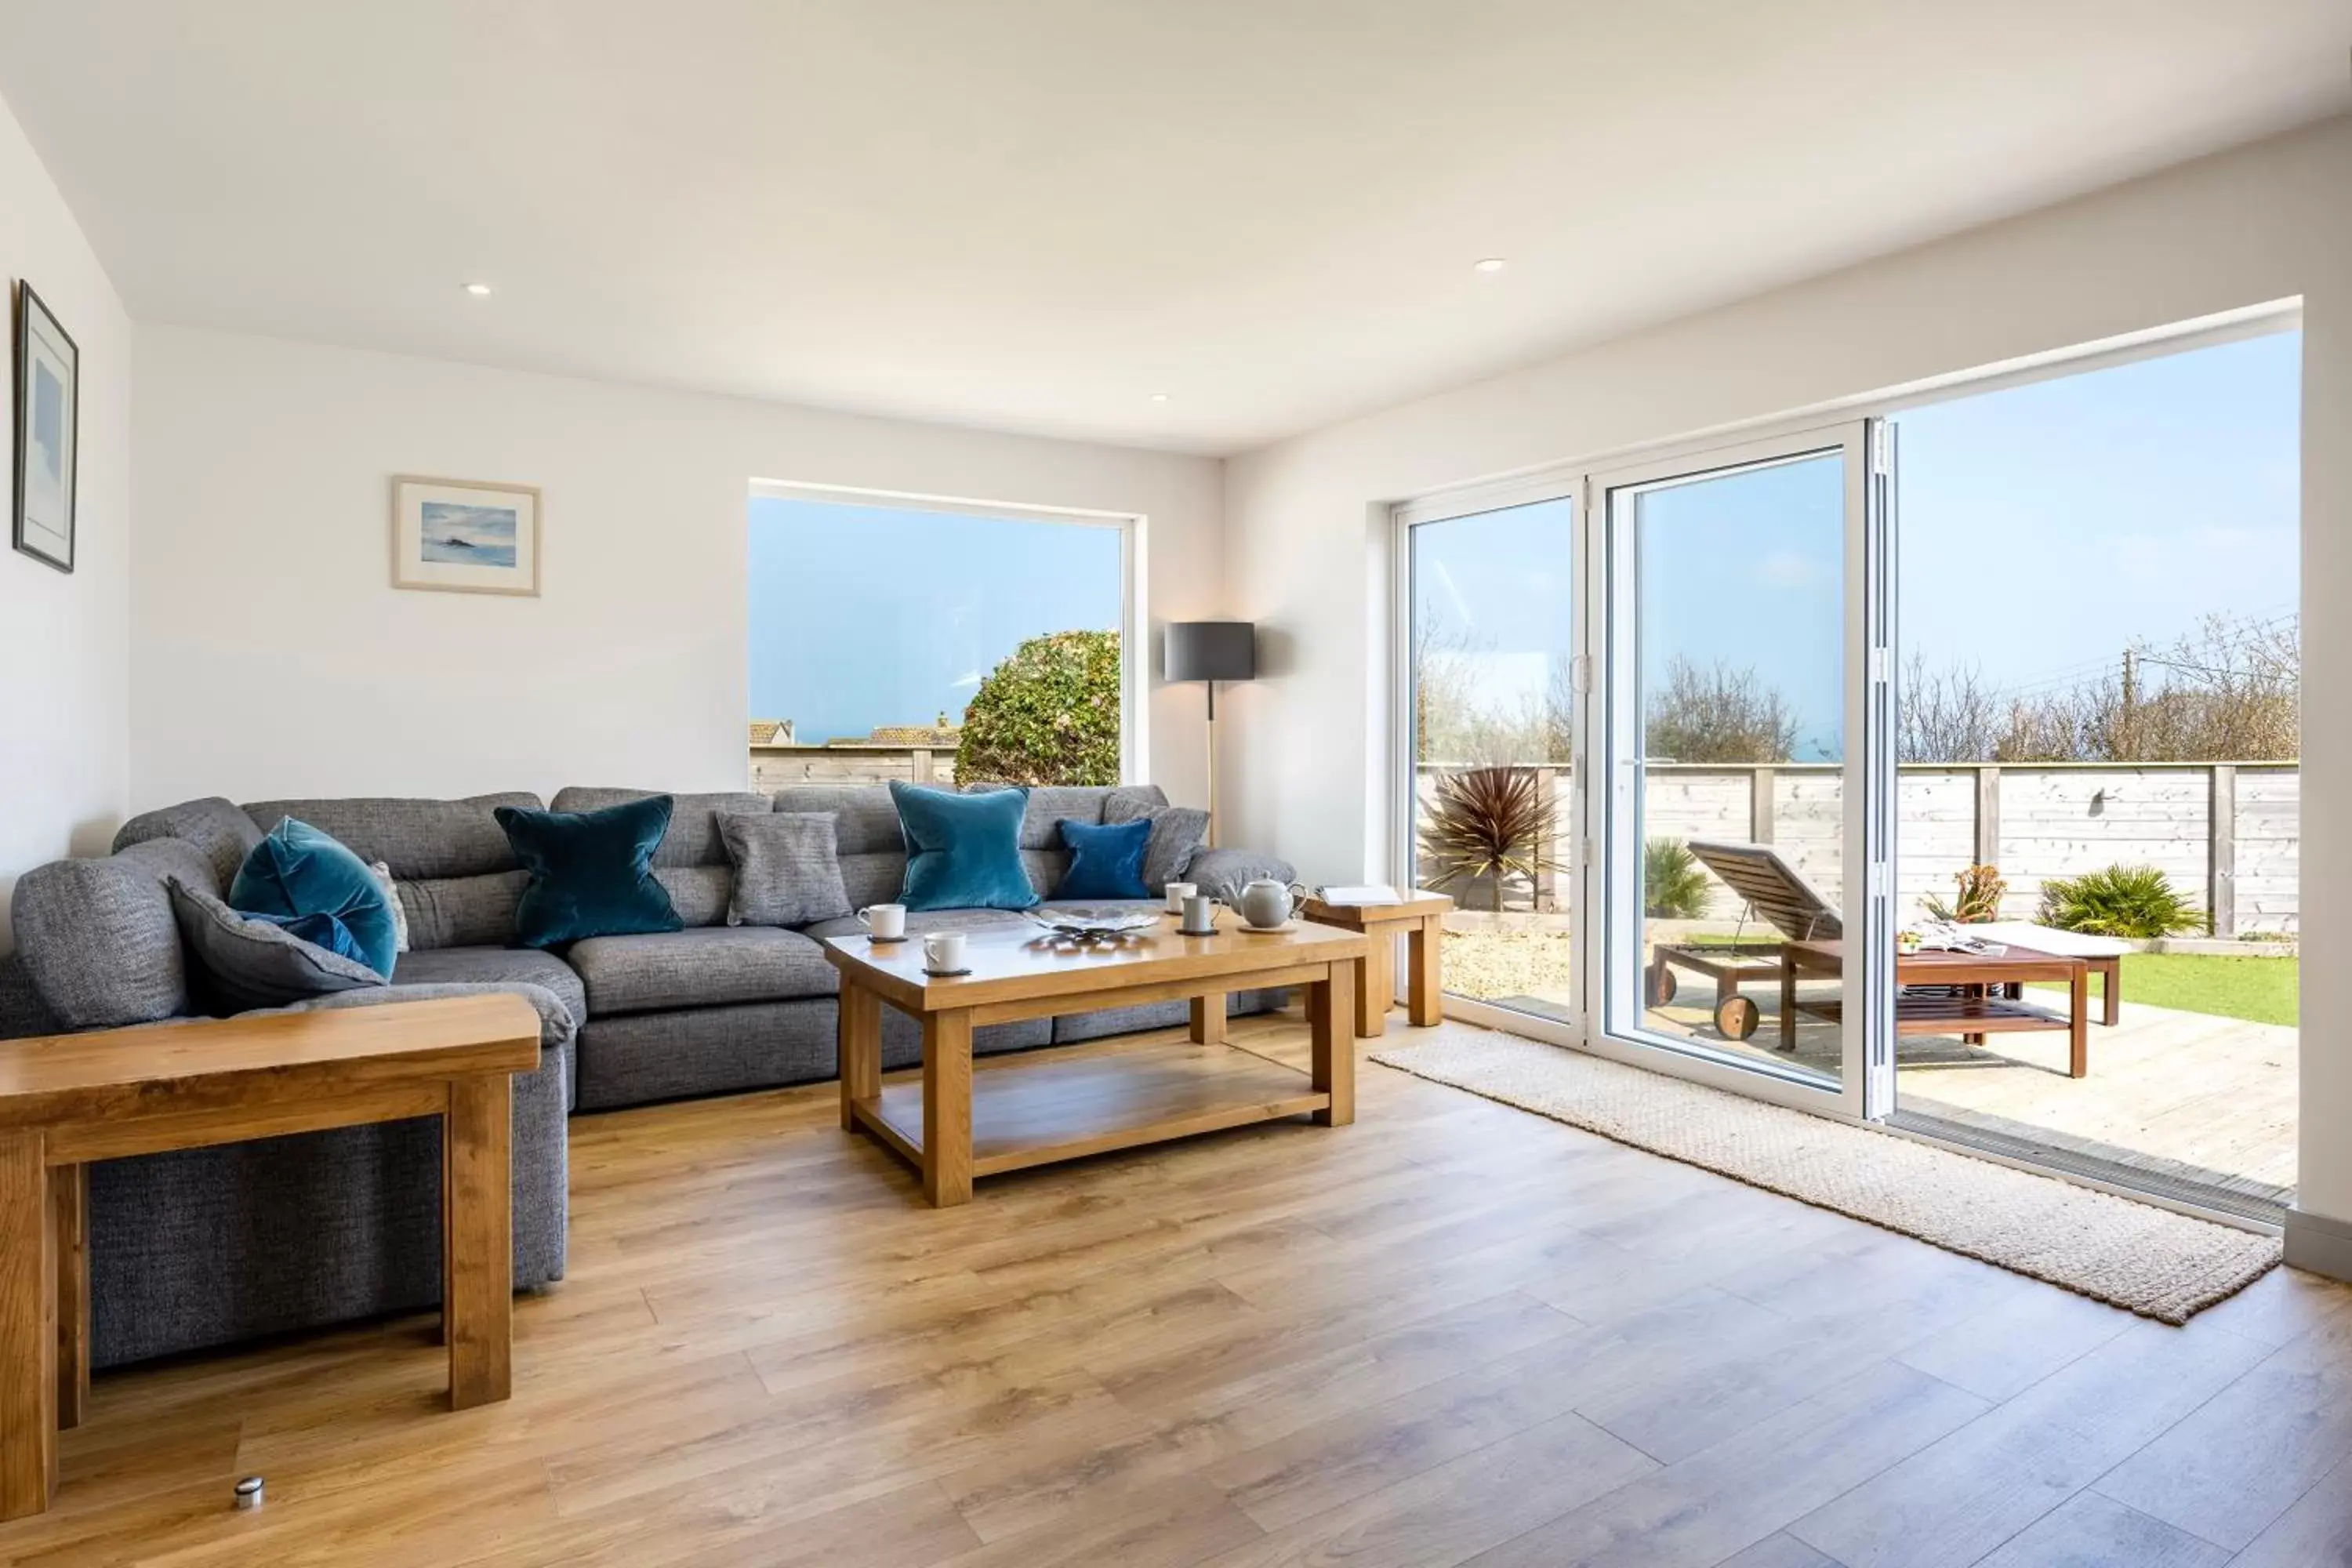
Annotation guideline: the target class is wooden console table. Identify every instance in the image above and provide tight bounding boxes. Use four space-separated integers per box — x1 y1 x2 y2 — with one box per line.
825 911 1367 1207
1301 893 1453 1036
0 994 541 1519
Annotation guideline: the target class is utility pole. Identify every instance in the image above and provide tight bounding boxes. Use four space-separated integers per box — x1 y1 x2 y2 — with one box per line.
2121 647 2137 712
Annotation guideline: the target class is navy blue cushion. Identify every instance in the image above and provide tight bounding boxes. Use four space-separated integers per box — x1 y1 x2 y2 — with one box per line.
889 782 1038 912
1055 817 1152 900
495 796 684 949
230 817 398 977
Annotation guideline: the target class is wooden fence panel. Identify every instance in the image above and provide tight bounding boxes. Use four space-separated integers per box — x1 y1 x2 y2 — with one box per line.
1996 768 2212 921
2235 768 2300 934
1642 770 1752 917
1899 772 1976 921
1772 771 1846 913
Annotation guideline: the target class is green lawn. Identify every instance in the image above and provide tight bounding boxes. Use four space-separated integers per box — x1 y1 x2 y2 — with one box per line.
2029 953 2298 1027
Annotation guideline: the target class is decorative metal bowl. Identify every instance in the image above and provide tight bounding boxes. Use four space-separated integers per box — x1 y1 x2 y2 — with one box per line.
1022 907 1163 946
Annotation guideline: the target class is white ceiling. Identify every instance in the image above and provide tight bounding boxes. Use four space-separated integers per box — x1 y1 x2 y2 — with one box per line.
2 2 2345 455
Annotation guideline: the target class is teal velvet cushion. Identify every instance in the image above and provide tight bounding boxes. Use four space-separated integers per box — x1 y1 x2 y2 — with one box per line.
495 795 684 949
1054 817 1152 900
888 782 1039 912
230 816 398 978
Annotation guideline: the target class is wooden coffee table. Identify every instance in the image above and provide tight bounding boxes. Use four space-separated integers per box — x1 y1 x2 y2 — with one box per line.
823 910 1369 1206
1301 892 1453 1036
0 995 540 1519
1780 938 2094 1078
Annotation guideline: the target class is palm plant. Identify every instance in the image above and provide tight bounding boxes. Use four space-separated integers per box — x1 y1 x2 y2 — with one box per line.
2037 863 2205 939
1419 766 1560 912
1643 839 1712 920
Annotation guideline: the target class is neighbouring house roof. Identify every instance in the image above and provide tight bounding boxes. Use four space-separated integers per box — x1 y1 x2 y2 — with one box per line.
749 719 794 746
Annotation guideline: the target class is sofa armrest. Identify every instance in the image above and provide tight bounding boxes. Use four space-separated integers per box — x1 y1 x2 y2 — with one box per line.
1185 846 1298 904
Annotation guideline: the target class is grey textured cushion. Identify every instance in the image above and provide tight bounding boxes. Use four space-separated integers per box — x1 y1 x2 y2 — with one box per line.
1185 846 1299 904
167 882 389 1013
111 797 263 891
719 812 852 927
1102 793 1209 894
11 838 212 1028
652 866 734 928
570 927 838 1015
396 870 529 950
771 786 909 911
550 787 771 866
241 794 540 880
391 946 585 1036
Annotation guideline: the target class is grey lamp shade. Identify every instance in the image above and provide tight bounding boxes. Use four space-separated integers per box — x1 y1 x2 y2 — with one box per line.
1166 622 1256 683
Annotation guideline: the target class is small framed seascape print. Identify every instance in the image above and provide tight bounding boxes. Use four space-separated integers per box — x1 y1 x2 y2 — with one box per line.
391 475 541 596
13 282 78 574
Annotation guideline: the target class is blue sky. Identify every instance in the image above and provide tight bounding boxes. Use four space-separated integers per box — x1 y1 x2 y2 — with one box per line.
748 499 1121 742
1412 328 2302 758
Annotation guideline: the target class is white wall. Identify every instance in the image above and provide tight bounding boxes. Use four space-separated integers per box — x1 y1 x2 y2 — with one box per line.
130 329 1225 808
0 91 130 949
1222 116 2352 1221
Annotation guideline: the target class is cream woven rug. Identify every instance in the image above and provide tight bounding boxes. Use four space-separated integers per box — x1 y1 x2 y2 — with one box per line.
1372 1025 2279 1323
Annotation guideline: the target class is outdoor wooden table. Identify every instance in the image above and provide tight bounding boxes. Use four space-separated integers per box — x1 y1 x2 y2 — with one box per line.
1781 938 2092 1078
0 994 541 1520
824 910 1367 1206
1300 892 1453 1035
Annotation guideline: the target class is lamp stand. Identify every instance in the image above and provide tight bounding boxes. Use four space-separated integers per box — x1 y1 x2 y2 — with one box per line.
1204 679 1219 848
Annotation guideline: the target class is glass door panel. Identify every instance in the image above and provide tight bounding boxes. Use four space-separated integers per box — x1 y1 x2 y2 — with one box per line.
1405 496 1577 1025
1596 430 1877 1106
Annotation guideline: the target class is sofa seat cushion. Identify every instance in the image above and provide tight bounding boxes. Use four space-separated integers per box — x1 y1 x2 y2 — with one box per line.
391 946 586 1033
570 927 837 1016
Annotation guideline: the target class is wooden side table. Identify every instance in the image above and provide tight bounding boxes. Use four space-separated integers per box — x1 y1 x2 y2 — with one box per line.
1301 893 1454 1036
0 994 540 1519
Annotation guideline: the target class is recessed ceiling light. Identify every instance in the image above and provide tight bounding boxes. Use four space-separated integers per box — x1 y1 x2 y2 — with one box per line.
463 281 493 296
1472 257 1508 274
1149 392 1171 403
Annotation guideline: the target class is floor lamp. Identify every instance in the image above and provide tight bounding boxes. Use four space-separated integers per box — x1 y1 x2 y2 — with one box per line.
1165 622 1256 848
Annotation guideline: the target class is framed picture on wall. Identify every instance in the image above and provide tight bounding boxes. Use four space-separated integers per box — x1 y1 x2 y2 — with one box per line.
13 281 78 574
390 475 541 596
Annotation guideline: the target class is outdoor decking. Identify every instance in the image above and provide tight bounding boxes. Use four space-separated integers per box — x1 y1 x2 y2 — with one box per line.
1446 923 2296 1215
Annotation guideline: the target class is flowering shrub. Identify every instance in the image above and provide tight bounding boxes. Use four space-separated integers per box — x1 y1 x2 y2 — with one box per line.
954 630 1122 786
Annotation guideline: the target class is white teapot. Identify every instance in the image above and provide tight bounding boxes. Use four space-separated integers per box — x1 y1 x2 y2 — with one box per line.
1236 878 1307 930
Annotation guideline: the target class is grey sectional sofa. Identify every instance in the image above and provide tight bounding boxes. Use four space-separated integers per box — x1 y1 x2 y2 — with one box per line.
0 781 1290 1368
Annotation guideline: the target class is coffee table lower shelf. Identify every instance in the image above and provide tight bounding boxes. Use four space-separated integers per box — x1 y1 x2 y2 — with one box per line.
848 1040 1330 1179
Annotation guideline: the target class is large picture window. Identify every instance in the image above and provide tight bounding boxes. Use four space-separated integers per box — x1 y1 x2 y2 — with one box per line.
747 488 1134 790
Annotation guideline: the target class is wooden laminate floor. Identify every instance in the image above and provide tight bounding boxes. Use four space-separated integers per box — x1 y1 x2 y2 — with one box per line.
5 1011 2350 1567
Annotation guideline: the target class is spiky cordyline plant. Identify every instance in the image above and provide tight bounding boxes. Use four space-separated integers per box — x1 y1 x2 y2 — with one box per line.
1420 766 1560 912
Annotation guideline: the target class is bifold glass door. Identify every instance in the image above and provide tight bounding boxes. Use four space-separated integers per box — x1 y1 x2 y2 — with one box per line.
1401 493 1581 1031
1588 424 1892 1115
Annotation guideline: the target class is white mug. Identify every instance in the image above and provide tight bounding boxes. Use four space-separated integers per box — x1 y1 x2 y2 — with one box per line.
858 904 906 941
1181 893 1216 933
923 931 967 974
1163 880 1197 915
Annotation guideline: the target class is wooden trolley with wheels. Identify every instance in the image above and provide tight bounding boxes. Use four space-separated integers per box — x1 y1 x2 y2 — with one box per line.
1646 942 1783 1041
